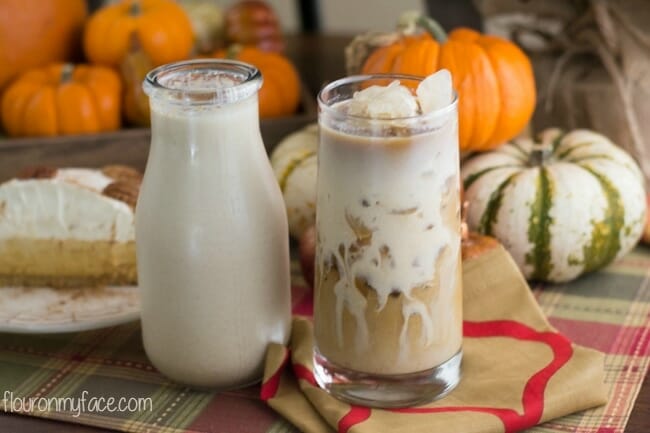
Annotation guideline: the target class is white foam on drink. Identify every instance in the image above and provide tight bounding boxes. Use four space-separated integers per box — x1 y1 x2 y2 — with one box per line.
347 81 420 118
325 70 454 137
345 69 453 119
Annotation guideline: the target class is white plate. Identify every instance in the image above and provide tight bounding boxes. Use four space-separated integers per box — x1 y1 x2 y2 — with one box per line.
0 286 140 333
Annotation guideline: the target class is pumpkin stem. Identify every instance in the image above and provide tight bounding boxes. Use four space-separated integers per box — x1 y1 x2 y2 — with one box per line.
397 11 447 42
129 0 141 16
60 64 74 83
529 144 553 167
417 15 448 43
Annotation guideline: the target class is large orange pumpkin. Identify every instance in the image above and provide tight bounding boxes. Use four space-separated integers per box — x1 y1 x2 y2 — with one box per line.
212 46 300 118
362 15 536 151
84 0 194 67
1 64 122 137
0 0 87 90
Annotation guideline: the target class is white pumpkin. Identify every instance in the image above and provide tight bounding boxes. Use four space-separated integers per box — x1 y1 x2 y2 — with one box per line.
462 128 647 283
270 123 318 238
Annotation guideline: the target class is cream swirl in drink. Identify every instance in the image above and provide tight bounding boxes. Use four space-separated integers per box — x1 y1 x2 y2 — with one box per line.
314 72 462 384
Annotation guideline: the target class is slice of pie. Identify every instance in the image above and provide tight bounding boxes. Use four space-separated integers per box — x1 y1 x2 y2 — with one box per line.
0 165 140 288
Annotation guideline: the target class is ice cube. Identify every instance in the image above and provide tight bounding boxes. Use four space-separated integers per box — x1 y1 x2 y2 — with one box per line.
347 80 419 119
417 69 453 114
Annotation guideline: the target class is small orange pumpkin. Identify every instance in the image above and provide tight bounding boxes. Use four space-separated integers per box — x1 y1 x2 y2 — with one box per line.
84 0 194 67
1 64 121 137
212 46 300 118
361 15 536 151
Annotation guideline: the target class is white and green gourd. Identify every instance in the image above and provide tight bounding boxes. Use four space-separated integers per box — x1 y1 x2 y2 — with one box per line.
461 128 647 283
270 123 318 238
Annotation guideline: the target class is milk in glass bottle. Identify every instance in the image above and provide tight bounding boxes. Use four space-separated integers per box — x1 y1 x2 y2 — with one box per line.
137 60 291 389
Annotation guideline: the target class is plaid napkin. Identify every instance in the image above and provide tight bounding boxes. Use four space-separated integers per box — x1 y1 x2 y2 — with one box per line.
261 245 609 433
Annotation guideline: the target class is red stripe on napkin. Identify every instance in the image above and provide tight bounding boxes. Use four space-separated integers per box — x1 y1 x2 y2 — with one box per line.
260 348 290 401
388 320 574 433
338 406 371 433
293 363 318 387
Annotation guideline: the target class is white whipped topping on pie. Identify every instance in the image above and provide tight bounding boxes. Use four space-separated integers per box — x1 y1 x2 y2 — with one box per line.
54 168 114 192
0 168 135 242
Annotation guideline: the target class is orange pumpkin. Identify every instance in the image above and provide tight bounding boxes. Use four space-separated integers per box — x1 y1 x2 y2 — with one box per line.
1 64 122 137
213 46 300 118
362 15 536 151
0 0 87 90
84 0 194 67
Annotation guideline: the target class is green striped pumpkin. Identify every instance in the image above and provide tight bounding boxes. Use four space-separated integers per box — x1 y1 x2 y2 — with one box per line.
270 123 318 238
461 128 647 282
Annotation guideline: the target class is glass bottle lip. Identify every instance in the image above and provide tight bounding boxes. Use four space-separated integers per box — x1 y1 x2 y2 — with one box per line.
318 73 458 122
143 59 262 107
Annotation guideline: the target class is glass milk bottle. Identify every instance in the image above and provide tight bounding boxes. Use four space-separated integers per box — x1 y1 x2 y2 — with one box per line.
137 60 291 389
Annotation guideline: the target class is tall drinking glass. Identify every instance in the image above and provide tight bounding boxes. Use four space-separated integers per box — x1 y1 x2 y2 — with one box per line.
313 74 462 407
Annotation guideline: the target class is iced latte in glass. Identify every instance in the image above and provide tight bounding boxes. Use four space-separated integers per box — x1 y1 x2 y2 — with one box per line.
314 72 462 407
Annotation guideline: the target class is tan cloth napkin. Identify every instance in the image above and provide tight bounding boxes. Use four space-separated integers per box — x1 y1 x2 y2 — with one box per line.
261 245 608 433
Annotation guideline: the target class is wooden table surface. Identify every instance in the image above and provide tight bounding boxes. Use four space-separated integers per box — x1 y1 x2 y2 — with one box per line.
0 33 648 432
